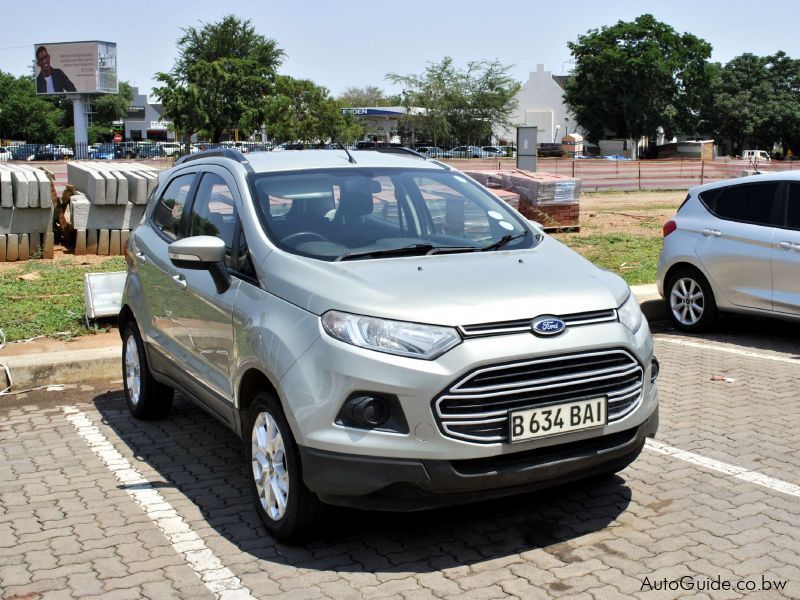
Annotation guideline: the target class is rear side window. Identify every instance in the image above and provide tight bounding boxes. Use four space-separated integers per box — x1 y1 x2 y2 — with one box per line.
152 174 195 239
786 184 800 230
702 183 778 226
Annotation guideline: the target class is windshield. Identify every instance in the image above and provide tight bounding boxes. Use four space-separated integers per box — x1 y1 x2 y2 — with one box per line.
249 167 537 260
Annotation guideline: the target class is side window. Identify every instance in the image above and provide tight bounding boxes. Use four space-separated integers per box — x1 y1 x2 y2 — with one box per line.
712 183 778 226
189 173 238 267
786 184 800 230
152 174 194 239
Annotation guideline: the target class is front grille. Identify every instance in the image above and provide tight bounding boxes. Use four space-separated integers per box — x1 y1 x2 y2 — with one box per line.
433 349 644 444
458 309 617 338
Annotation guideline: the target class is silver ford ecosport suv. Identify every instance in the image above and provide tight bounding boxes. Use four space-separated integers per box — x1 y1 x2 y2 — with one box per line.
120 148 659 541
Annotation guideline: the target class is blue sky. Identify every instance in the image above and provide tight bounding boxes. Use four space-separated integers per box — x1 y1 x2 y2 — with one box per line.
4 0 800 98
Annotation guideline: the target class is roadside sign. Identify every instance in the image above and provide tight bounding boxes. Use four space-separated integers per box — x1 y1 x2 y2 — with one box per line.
113 133 122 143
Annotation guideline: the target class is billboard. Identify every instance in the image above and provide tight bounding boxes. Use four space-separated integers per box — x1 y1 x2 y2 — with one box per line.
34 41 117 95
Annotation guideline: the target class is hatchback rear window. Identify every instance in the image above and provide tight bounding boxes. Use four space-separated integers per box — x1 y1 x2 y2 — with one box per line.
701 183 778 226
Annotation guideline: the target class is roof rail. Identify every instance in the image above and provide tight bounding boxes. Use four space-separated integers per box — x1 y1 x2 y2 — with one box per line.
359 147 427 159
175 148 253 172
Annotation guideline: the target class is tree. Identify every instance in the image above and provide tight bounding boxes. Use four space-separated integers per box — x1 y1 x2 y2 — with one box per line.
92 81 135 125
0 71 63 142
563 14 713 142
154 15 284 143
707 52 800 154
337 86 394 107
265 76 362 143
387 57 520 145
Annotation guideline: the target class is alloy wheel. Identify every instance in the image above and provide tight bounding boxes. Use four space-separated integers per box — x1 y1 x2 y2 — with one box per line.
124 334 141 406
251 411 290 521
670 277 705 326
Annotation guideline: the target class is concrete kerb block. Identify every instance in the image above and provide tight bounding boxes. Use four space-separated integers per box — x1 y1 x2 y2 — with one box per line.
112 164 147 204
0 165 15 208
9 168 31 208
67 194 145 231
67 162 106 205
0 204 54 235
84 163 117 204
17 165 51 207
125 163 159 196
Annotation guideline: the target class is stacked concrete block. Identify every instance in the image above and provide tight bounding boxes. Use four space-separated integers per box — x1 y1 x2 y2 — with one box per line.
465 169 582 231
66 162 158 256
0 164 55 261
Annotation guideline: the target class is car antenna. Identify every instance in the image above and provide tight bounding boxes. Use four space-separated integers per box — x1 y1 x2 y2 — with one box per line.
341 144 357 164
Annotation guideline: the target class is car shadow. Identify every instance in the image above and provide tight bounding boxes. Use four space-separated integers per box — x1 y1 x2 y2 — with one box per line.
93 390 633 571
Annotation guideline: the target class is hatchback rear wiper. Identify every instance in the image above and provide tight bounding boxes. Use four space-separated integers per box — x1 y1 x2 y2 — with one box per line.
480 230 529 252
335 243 478 262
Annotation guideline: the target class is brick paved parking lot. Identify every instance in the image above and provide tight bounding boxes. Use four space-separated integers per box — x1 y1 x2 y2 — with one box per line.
2 316 799 599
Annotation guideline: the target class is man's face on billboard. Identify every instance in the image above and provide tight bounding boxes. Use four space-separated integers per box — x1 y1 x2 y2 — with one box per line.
36 49 51 75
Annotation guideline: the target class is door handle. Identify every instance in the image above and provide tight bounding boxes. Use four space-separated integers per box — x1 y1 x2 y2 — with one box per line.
778 241 793 251
134 251 147 264
701 228 722 238
172 274 187 289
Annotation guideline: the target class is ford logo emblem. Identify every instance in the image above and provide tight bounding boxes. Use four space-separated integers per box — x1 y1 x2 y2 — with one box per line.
531 316 566 337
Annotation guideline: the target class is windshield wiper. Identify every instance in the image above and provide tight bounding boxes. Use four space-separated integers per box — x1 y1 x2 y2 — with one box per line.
335 243 478 262
480 230 529 252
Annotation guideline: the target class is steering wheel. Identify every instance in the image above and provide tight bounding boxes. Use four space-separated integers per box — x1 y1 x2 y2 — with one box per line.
280 231 329 245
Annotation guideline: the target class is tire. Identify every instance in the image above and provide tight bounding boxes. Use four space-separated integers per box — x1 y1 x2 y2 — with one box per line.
666 267 718 332
246 391 323 542
122 322 174 420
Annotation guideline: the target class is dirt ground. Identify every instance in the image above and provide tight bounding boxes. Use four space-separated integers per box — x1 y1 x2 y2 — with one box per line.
0 247 122 273
577 190 685 237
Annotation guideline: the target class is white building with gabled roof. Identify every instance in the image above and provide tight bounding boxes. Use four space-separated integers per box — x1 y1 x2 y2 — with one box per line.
495 64 583 145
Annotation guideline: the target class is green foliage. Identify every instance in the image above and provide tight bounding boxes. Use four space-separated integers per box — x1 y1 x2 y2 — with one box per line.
564 14 713 142
706 52 800 153
265 76 362 143
0 71 63 142
154 15 284 142
0 258 126 341
337 86 394 107
387 57 520 145
92 81 135 125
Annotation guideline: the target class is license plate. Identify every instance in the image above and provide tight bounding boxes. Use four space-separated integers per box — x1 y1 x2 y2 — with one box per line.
508 397 607 443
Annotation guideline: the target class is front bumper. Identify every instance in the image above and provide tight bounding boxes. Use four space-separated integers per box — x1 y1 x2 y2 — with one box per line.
300 406 658 511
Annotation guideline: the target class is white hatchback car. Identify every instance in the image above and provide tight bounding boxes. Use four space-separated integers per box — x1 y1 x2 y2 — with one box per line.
657 172 800 331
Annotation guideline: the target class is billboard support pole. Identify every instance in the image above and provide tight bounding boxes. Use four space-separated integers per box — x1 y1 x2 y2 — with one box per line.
72 95 89 159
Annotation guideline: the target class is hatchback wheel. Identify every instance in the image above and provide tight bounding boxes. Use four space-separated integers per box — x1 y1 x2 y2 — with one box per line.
246 392 323 542
666 268 718 332
122 322 174 419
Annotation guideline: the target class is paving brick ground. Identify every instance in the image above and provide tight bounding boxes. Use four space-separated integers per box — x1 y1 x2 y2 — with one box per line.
2 315 799 599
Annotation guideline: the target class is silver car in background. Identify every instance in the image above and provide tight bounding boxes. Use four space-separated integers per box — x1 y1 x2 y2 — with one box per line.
657 172 800 332
120 148 659 541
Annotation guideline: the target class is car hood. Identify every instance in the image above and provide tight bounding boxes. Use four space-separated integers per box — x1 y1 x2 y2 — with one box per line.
260 237 630 326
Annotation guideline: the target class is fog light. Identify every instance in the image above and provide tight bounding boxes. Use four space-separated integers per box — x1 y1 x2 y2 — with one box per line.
350 396 389 427
650 356 660 383
335 392 409 433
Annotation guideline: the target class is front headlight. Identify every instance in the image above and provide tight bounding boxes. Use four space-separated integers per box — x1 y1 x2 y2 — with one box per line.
617 292 644 334
321 311 461 360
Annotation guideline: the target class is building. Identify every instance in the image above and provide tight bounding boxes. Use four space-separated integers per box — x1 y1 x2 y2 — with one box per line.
340 107 425 143
495 64 582 145
123 88 175 142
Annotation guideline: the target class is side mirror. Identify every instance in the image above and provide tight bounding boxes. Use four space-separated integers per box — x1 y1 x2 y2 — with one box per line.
168 236 230 294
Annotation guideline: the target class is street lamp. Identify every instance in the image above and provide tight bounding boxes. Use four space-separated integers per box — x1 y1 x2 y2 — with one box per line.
553 124 561 143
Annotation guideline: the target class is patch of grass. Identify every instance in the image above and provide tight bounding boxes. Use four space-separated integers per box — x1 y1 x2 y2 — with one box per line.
0 258 126 342
554 233 663 286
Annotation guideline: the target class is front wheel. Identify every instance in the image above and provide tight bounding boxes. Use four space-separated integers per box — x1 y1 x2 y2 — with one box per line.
122 322 174 419
666 267 718 332
246 392 323 542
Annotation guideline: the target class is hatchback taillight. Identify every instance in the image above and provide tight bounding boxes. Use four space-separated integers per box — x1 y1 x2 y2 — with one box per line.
663 220 677 237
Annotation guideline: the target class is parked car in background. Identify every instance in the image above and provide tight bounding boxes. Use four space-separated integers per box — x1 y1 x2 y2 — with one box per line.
658 172 800 332
136 144 166 159
741 150 771 162
89 143 124 160
29 144 71 161
0 147 10 162
450 145 490 158
159 143 183 157
120 147 659 542
9 144 37 161
482 146 505 157
415 146 452 158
